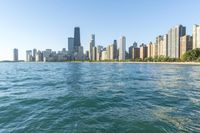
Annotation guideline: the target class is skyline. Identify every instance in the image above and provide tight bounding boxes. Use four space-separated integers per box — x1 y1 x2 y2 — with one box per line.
1 0 200 61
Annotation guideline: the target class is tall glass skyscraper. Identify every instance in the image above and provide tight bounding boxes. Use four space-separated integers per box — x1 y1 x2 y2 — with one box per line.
74 27 81 53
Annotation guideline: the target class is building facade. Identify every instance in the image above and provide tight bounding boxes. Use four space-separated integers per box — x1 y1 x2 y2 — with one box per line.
119 36 126 60
168 25 186 58
140 44 148 60
132 48 140 59
26 50 32 62
180 35 193 57
74 27 81 53
193 24 200 49
89 34 95 60
68 37 74 55
13 48 18 61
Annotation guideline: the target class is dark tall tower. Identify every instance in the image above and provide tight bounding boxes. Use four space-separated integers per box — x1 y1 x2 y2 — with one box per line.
74 27 81 53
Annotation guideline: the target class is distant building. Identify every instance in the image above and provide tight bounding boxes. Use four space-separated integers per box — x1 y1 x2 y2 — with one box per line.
129 42 137 59
119 36 126 60
180 35 193 57
132 47 140 59
68 37 74 55
89 34 95 60
193 24 200 49
84 50 89 60
13 48 18 61
147 42 153 58
43 49 52 61
74 27 81 53
106 45 111 60
32 49 37 61
133 42 138 48
109 44 114 60
113 40 118 59
101 50 108 60
163 34 168 57
168 25 186 58
78 46 84 60
156 35 164 56
26 50 32 62
36 51 43 62
152 43 158 57
96 45 103 61
92 46 97 61
140 44 148 60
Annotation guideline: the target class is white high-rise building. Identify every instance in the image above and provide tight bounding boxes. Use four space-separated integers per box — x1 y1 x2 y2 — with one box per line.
101 50 108 60
89 34 95 60
36 51 43 62
163 34 168 57
168 25 186 58
26 50 32 62
119 36 126 60
193 24 200 49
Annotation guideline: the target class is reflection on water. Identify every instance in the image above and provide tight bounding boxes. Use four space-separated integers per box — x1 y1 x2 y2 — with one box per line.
0 62 200 132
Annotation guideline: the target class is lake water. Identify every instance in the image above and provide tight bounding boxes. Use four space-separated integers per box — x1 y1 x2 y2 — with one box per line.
0 62 200 133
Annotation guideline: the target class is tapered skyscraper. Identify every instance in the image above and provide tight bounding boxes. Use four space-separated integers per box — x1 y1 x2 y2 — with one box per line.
74 27 81 53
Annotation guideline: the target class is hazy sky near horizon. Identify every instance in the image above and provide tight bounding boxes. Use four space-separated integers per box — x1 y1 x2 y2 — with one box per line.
0 0 200 60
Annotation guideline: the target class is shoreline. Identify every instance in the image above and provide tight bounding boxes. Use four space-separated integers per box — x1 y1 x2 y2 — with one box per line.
1 61 200 65
81 61 200 65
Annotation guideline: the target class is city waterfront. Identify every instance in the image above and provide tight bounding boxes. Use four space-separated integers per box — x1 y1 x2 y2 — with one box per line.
0 63 200 132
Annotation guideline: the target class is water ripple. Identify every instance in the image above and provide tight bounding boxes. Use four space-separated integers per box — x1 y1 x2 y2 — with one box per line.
0 63 200 132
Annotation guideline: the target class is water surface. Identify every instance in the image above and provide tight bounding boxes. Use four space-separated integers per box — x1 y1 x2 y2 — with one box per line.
0 63 200 133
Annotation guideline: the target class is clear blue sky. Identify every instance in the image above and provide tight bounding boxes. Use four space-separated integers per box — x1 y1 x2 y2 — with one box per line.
0 0 200 60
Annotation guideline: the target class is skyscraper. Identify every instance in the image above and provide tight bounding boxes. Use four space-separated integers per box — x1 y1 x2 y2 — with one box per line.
33 49 37 61
26 50 32 62
68 37 74 55
13 48 18 61
119 36 126 60
140 44 148 60
109 44 114 60
74 27 81 53
107 45 111 60
89 34 95 60
147 42 153 58
163 34 168 57
92 46 97 61
156 35 164 56
193 24 200 49
78 46 84 60
96 45 103 61
36 51 43 62
113 40 118 59
168 25 186 58
180 35 192 57
132 47 140 59
129 42 137 58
